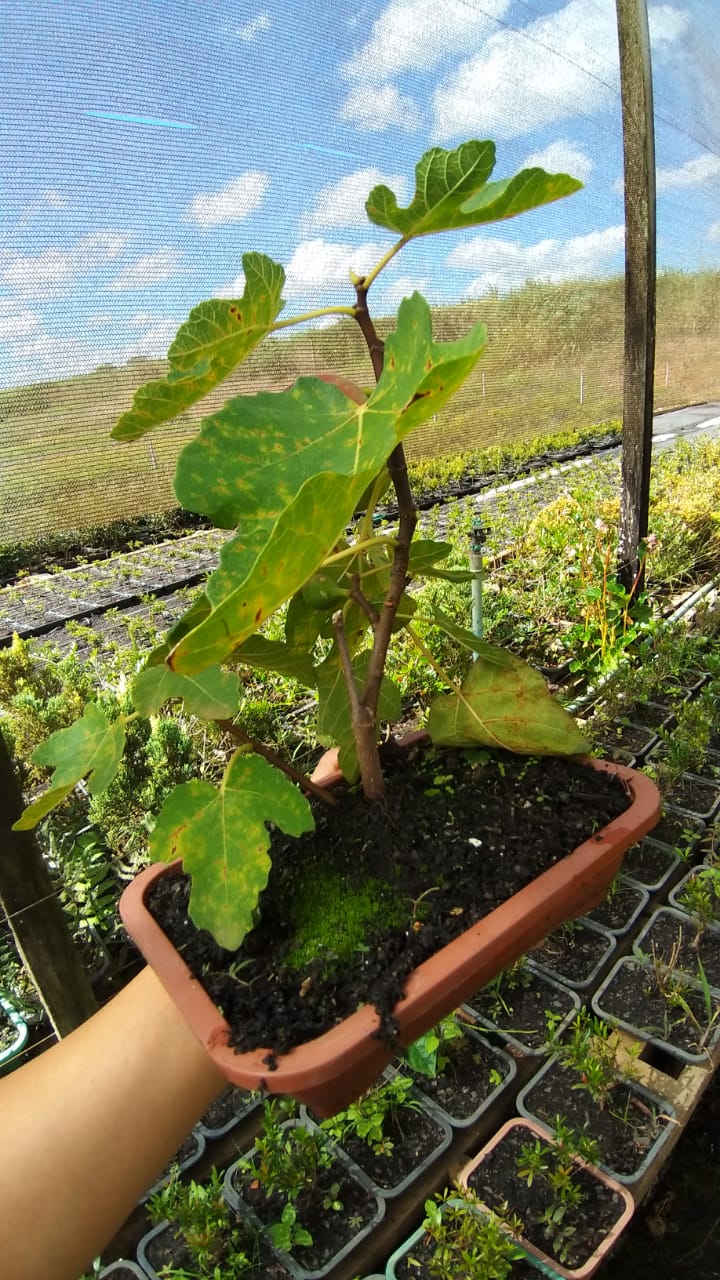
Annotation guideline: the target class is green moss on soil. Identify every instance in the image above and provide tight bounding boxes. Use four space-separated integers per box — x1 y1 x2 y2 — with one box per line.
285 869 405 972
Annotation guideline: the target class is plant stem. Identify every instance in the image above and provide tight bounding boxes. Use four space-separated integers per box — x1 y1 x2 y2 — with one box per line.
270 306 357 332
216 720 336 807
346 280 418 801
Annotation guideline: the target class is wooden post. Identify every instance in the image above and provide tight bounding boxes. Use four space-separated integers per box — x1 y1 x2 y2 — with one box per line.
616 0 657 592
0 733 97 1036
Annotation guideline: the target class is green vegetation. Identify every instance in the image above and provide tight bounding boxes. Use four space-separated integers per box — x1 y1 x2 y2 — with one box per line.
2 265 718 546
284 870 405 971
15 138 590 950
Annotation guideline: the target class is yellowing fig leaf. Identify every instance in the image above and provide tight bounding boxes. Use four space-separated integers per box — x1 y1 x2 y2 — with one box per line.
131 665 241 719
150 751 313 950
13 703 126 830
427 653 589 755
428 607 518 660
168 295 487 674
111 254 285 441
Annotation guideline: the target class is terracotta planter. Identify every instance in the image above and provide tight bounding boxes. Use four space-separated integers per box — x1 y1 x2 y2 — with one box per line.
120 753 660 1116
457 1117 634 1279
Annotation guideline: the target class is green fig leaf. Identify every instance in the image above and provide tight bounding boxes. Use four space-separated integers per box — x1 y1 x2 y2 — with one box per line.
131 665 241 719
14 703 126 830
150 751 313 950
231 634 316 685
146 594 213 668
427 607 516 660
111 254 285 441
427 652 589 755
366 140 582 240
168 294 487 674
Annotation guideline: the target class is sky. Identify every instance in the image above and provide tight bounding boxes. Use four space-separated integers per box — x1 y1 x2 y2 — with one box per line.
1 0 719 389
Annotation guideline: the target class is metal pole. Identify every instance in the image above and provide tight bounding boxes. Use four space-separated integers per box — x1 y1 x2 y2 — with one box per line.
470 519 487 656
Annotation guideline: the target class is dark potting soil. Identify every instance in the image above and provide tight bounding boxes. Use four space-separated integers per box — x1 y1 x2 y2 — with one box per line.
393 1231 540 1279
530 920 614 986
230 1156 378 1271
594 958 720 1059
144 1220 292 1280
662 774 720 818
312 1097 449 1191
624 838 679 888
407 1027 513 1122
468 965 579 1053
635 910 720 988
147 745 632 1058
466 1123 626 1270
199 1083 256 1133
519 1060 673 1177
586 879 647 933
651 808 704 851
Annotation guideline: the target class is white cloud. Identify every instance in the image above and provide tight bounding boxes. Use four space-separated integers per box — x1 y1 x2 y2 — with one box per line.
523 140 593 184
214 272 246 299
2 231 128 292
432 0 686 141
656 152 720 192
41 188 69 210
284 238 380 296
301 168 408 232
382 275 429 306
108 249 190 291
237 11 272 41
709 221 720 242
448 224 625 294
345 0 511 83
340 0 511 132
185 172 270 227
0 304 42 339
88 312 113 328
340 83 419 133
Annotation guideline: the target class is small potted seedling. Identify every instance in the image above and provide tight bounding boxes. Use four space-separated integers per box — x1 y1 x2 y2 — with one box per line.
14 138 660 1114
138 1166 269 1279
517 1009 676 1185
458 1116 634 1278
310 1068 452 1197
224 1099 384 1277
402 1009 517 1128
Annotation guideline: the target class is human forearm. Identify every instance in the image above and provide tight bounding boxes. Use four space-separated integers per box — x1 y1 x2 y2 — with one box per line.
0 966 225 1280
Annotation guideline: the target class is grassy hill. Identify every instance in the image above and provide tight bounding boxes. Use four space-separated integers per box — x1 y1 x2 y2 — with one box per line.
1 269 718 544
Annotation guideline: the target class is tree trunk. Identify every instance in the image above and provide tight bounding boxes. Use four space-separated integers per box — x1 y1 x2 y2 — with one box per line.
0 733 97 1036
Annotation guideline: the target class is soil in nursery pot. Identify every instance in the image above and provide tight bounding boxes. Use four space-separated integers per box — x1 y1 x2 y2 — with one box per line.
660 774 720 819
393 1232 541 1279
147 745 632 1057
623 839 679 888
229 1156 378 1272
466 1123 626 1271
529 921 613 986
584 879 647 933
649 809 704 853
200 1083 256 1132
144 1220 292 1280
469 966 580 1053
595 959 720 1058
406 1029 513 1122
519 1060 672 1178
313 1098 448 1191
635 911 720 988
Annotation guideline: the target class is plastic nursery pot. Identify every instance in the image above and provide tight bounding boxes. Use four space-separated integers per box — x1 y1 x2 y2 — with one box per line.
515 1055 677 1187
591 956 720 1066
223 1120 385 1280
139 1127 206 1203
197 1083 260 1138
632 906 720 989
528 918 616 993
457 1117 634 1280
384 1207 558 1278
467 964 582 1059
99 1262 148 1279
0 995 29 1072
622 837 683 895
409 1023 518 1130
300 1082 453 1198
670 867 720 920
119 748 661 1117
581 876 650 938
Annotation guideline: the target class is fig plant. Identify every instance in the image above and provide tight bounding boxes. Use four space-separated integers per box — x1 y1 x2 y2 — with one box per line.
15 139 586 949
